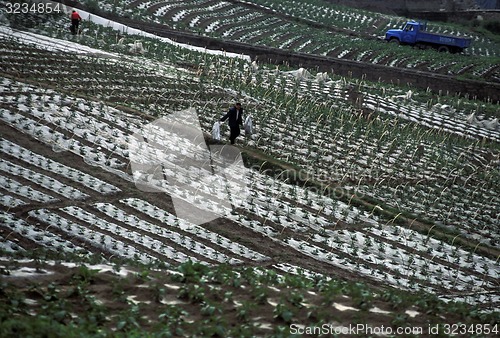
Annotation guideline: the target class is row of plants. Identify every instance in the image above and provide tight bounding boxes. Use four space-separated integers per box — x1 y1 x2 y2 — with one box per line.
0 158 88 200
92 202 244 264
27 208 158 264
0 173 56 204
0 193 25 209
121 197 270 261
0 211 85 253
0 138 121 195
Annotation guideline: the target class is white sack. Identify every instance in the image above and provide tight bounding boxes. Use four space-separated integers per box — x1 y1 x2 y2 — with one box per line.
244 115 253 135
212 121 221 140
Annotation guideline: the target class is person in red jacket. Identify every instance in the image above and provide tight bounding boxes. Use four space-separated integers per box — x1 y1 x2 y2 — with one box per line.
70 10 82 35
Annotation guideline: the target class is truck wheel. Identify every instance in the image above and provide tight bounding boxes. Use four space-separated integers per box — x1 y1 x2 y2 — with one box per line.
438 46 449 53
389 38 400 45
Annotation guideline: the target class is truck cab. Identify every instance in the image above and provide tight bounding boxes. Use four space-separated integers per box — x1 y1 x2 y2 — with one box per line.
385 21 423 45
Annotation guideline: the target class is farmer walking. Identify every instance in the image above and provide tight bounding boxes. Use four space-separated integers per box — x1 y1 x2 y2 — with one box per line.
70 10 82 35
220 102 244 145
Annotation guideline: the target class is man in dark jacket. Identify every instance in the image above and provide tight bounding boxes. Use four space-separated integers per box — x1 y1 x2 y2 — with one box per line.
220 102 243 144
70 10 82 35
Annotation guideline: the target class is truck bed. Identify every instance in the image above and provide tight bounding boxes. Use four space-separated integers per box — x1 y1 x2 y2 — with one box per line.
416 31 472 48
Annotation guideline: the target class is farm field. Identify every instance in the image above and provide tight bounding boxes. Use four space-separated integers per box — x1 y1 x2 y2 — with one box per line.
0 1 499 336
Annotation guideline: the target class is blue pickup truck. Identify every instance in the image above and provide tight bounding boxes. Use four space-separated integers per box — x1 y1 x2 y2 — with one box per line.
385 21 472 53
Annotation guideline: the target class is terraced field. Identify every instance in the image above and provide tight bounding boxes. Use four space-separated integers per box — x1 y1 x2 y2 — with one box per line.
91 0 500 83
0 1 499 336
